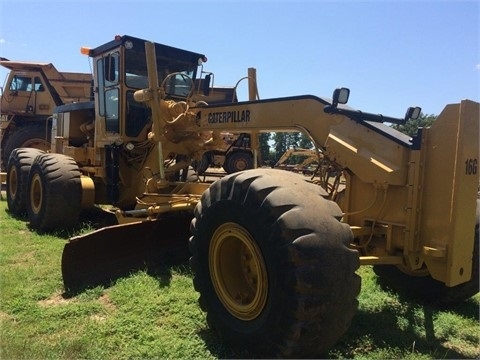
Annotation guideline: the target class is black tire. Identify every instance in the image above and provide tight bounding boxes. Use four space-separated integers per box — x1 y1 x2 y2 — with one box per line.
26 153 83 231
6 148 45 216
2 123 51 168
223 151 253 174
374 201 479 305
189 169 360 358
193 152 211 174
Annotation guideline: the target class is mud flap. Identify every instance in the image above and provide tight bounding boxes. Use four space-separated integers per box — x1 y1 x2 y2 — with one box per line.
62 213 192 293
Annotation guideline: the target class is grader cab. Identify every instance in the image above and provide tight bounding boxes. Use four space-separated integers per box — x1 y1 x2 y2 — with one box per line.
5 35 479 358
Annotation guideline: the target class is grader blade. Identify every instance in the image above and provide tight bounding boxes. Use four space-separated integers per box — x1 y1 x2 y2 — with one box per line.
61 214 192 292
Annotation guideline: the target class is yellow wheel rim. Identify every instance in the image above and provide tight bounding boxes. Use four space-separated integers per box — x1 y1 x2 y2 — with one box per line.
234 158 248 171
8 167 18 199
209 222 268 321
30 173 43 215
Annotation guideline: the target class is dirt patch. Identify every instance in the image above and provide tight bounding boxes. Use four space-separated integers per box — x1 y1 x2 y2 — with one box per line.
38 293 75 307
90 314 107 322
0 311 14 321
9 251 35 267
90 294 116 322
98 293 116 311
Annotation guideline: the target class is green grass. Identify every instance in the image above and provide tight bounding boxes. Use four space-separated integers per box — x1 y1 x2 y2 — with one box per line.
0 196 478 359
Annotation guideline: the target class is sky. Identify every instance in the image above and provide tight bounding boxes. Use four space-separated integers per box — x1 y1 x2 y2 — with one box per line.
0 0 478 117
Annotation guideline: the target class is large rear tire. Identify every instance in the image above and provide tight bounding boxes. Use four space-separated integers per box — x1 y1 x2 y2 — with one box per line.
6 148 44 216
189 169 360 358
26 153 82 231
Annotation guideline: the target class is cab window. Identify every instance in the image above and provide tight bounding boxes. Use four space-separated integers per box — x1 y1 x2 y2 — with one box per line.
10 76 31 91
34 77 44 91
96 54 120 133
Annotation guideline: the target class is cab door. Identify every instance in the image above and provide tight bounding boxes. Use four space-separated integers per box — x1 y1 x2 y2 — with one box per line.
3 72 53 115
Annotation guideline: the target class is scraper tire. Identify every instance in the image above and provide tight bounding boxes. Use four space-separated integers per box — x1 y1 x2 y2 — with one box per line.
193 152 211 175
222 151 253 174
2 124 51 169
26 153 82 231
189 169 360 358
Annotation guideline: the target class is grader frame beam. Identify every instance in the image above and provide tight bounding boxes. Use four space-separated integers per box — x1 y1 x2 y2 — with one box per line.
136 41 478 286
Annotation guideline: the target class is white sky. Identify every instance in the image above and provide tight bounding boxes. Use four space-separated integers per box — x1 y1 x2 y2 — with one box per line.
0 0 478 116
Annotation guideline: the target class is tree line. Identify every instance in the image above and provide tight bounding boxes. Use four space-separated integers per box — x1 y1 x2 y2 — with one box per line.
257 113 437 166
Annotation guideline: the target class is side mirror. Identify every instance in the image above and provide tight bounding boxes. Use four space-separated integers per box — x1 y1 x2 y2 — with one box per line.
203 74 211 96
404 106 421 121
332 87 350 107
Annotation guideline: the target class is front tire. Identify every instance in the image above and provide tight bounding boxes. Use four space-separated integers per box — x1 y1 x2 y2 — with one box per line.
27 153 82 231
189 169 360 357
6 148 44 216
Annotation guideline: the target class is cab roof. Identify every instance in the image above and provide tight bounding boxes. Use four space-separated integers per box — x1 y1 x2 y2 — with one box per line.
87 35 207 64
0 59 57 72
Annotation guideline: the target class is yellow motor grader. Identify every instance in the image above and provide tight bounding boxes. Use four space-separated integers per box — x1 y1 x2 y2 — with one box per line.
5 35 479 358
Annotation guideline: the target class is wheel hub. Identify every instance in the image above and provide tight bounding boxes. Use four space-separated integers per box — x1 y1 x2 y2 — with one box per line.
234 159 248 171
8 167 18 198
30 173 43 215
209 222 268 321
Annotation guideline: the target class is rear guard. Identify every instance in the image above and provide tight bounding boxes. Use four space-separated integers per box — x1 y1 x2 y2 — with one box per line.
62 213 193 292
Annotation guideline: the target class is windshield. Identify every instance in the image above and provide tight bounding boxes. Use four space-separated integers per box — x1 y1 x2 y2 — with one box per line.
124 47 196 95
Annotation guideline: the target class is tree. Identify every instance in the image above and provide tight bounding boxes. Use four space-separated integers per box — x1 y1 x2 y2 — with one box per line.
298 133 313 149
392 113 437 137
272 133 289 162
269 131 314 162
259 132 273 165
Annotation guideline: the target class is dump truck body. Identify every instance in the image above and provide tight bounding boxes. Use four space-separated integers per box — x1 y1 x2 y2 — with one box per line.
5 35 478 358
0 59 92 169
